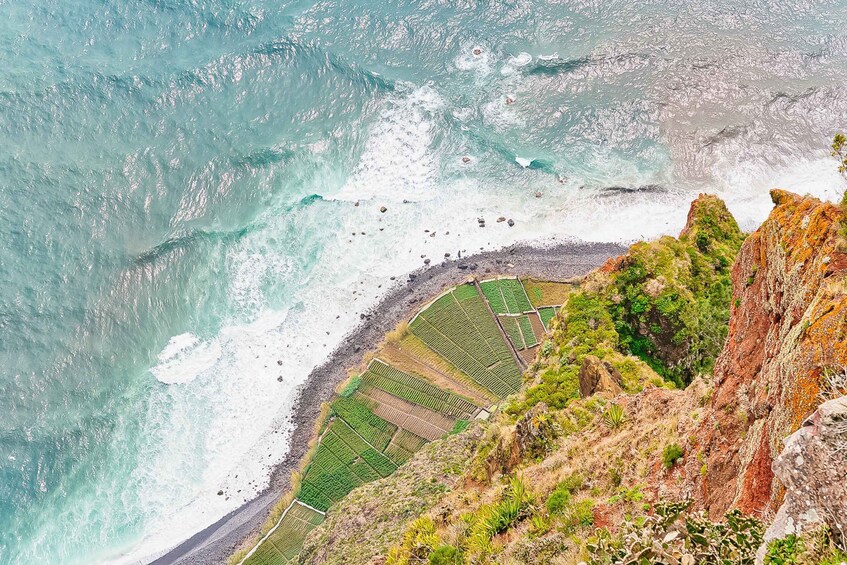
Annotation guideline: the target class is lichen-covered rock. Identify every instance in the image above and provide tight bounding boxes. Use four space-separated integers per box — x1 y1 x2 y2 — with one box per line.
691 190 847 519
510 402 558 462
578 355 623 398
761 395 847 553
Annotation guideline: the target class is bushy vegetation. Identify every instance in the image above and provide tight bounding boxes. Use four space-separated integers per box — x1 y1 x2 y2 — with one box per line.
508 195 743 418
765 534 803 564
603 196 743 387
662 443 684 468
509 292 618 413
587 501 764 565
764 527 847 565
387 475 535 564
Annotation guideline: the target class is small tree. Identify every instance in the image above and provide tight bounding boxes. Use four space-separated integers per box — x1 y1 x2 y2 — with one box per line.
833 134 847 183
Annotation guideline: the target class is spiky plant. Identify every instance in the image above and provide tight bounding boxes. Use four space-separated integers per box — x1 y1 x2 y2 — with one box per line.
602 404 625 429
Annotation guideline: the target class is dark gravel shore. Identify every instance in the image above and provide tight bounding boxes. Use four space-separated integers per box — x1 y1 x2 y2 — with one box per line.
152 240 627 565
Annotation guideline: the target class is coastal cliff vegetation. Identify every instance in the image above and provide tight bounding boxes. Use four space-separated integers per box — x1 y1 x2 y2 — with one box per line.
233 140 847 564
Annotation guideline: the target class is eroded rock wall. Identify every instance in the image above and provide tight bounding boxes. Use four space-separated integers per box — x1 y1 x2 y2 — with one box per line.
691 190 847 519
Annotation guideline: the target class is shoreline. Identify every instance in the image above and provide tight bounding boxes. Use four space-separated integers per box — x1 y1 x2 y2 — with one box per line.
152 239 627 565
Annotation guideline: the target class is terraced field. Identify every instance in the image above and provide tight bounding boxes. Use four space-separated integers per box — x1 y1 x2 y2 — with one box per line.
538 306 558 328
517 315 539 348
360 360 479 420
241 277 572 565
243 502 325 565
500 316 526 350
298 414 398 511
522 278 575 307
480 278 534 314
410 284 521 397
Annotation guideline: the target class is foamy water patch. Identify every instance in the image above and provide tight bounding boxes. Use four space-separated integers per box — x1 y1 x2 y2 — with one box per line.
151 333 222 385
500 52 532 76
333 84 444 203
453 44 496 77
711 153 845 231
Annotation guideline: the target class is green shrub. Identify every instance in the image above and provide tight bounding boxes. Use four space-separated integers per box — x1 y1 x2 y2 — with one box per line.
387 516 440 565
587 502 763 565
765 535 804 565
467 475 535 547
608 484 644 504
559 473 584 492
546 473 584 515
429 545 462 564
560 499 595 531
662 444 684 468
546 487 571 515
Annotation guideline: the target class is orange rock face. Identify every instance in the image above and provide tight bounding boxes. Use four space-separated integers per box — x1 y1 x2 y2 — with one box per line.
691 190 847 520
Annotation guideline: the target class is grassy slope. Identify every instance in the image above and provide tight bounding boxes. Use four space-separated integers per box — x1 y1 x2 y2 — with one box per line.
295 195 770 564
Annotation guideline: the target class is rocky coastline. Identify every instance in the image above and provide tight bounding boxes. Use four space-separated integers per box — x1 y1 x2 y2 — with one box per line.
153 240 627 565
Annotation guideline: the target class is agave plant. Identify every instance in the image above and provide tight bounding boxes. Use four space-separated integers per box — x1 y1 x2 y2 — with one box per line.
602 404 625 430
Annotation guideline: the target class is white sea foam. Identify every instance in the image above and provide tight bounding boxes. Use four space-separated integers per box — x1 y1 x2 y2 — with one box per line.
150 333 222 385
332 84 444 203
453 44 496 77
109 82 845 565
501 52 532 76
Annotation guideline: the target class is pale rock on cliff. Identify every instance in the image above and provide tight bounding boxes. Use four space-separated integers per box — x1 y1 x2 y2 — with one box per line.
761 395 847 556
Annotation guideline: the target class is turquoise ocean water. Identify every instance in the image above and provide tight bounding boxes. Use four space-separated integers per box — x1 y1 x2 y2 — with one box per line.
1 0 846 562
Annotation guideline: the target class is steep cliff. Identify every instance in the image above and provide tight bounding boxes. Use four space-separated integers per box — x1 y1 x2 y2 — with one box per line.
690 190 847 520
292 191 847 564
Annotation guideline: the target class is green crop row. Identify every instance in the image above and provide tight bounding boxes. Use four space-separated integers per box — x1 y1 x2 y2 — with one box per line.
249 503 325 564
331 397 396 451
331 419 397 477
454 290 512 360
409 317 518 397
384 443 414 465
384 429 427 465
538 306 557 328
480 280 508 314
518 315 539 348
363 361 478 418
482 279 534 315
297 480 335 512
243 539 286 565
392 428 428 452
500 316 526 350
419 294 498 366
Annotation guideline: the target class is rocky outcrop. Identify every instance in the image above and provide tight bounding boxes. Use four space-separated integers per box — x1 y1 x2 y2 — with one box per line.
578 355 623 398
762 395 847 552
510 402 558 462
692 190 847 519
